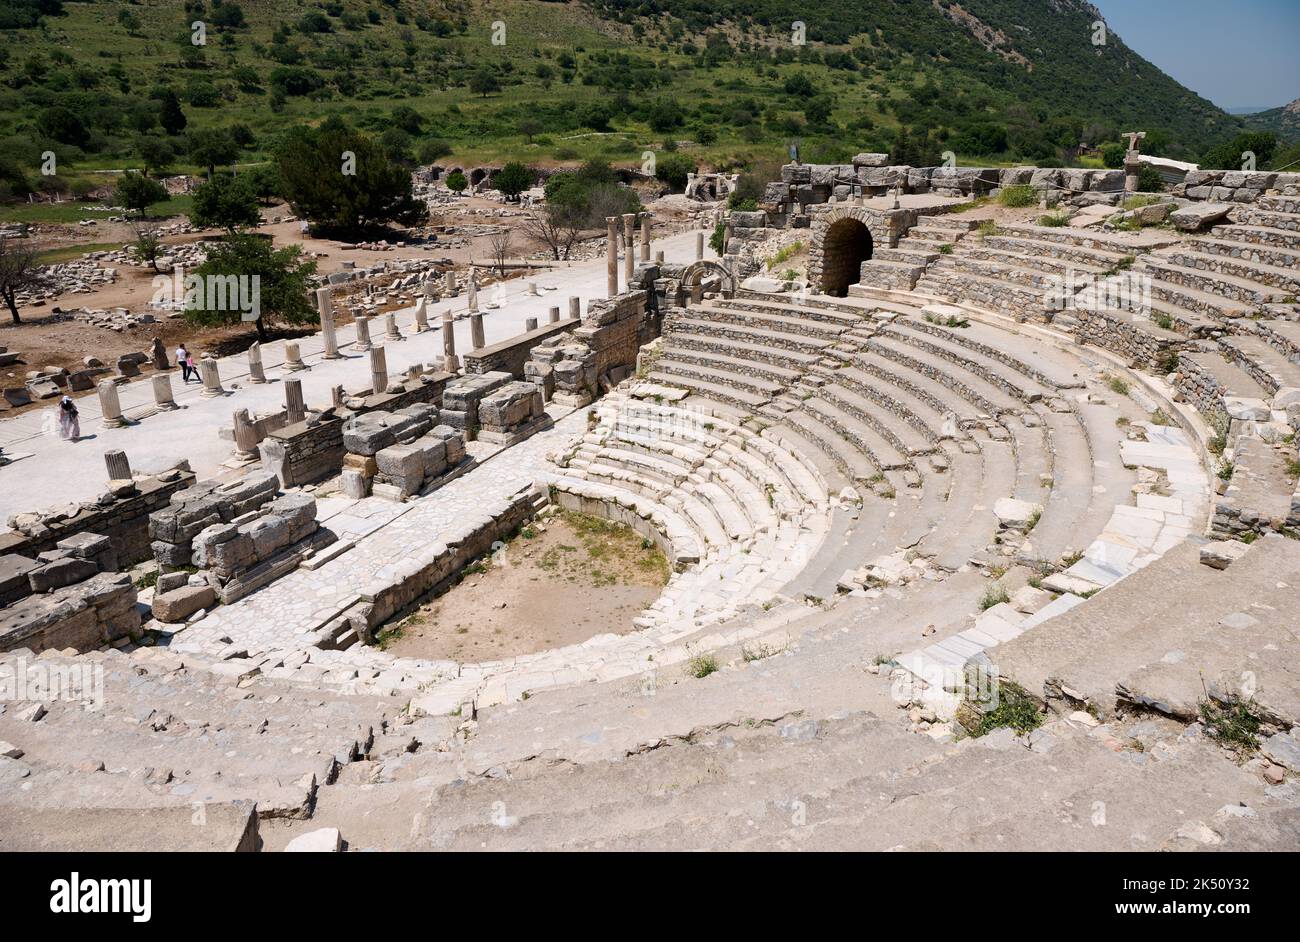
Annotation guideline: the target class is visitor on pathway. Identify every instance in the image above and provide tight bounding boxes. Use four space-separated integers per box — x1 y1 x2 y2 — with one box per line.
57 396 80 441
177 344 194 383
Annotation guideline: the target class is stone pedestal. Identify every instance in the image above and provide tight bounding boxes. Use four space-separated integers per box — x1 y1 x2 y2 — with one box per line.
569 296 580 319
370 346 389 395
104 449 131 481
525 317 539 332
247 342 267 384
232 408 259 460
528 281 539 296
467 276 479 313
444 270 457 297
470 312 486 350
354 315 373 352
640 214 651 262
98 380 126 428
1124 154 1141 193
151 374 178 411
198 358 225 398
606 216 619 298
413 298 429 333
284 378 305 425
316 287 342 359
283 342 307 372
549 306 560 323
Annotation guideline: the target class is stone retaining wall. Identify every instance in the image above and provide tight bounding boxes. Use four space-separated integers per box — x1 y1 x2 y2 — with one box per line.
0 470 197 567
1073 309 1184 370
0 571 138 653
463 318 579 378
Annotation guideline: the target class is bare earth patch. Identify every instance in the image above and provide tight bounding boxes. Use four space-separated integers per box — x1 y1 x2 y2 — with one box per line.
380 510 670 663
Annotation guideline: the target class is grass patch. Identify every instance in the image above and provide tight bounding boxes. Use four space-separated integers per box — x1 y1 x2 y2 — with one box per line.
923 311 970 328
996 184 1036 208
976 219 1001 239
938 243 954 255
741 642 784 662
1037 211 1070 227
978 581 1010 611
686 653 719 678
947 197 991 214
1149 408 1175 427
1199 696 1264 755
973 681 1043 737
1104 374 1131 397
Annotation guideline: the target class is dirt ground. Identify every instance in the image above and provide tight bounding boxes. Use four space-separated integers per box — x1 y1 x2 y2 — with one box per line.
381 510 671 663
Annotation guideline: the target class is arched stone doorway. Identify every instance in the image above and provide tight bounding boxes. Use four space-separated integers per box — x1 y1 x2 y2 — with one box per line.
679 260 736 304
818 217 873 297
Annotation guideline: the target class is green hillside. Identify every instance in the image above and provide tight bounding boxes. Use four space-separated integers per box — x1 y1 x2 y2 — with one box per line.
1242 99 1300 144
0 0 1247 203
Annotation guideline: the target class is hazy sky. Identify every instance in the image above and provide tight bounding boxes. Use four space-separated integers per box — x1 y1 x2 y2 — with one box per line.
1094 0 1299 111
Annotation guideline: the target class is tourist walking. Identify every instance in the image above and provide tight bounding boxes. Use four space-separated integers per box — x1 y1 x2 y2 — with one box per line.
57 396 80 441
176 343 194 383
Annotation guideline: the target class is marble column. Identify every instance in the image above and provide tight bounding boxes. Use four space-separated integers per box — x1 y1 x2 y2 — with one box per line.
549 305 560 323
247 342 266 383
98 380 126 428
467 275 479 313
655 250 664 263
232 408 258 459
442 311 459 373
284 378 305 425
413 298 430 333
198 358 225 398
606 216 619 298
696 231 704 261
316 287 342 359
525 317 539 332
151 373 178 411
283 341 306 371
640 213 651 262
104 448 131 481
384 311 404 342
622 213 636 285
528 281 539 296
370 346 389 395
568 296 580 319
444 270 458 296
354 314 373 352
470 312 485 350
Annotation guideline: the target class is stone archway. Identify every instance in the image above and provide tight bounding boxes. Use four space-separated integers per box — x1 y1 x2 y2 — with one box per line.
680 260 736 304
808 205 899 298
818 217 873 297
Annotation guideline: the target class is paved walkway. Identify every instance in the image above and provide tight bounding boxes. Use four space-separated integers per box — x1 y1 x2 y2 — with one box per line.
0 230 714 526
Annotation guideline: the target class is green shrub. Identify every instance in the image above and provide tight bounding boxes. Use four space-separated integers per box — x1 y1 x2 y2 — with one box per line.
997 184 1036 207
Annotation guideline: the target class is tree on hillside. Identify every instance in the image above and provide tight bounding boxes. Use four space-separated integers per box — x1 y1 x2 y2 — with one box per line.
654 152 695 192
137 136 174 178
128 223 165 274
114 171 168 217
469 69 500 98
159 90 187 136
187 128 241 177
186 233 317 342
274 120 429 237
445 170 468 193
0 236 48 325
1202 132 1277 171
190 174 262 233
493 161 532 201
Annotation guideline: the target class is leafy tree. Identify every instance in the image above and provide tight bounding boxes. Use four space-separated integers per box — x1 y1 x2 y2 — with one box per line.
518 118 542 143
1202 132 1277 171
159 90 187 135
493 161 532 201
654 152 695 191
190 174 261 232
469 69 500 97
244 163 283 203
445 170 468 192
187 128 241 176
274 121 429 237
114 171 168 217
37 106 89 148
1100 142 1126 169
418 138 452 164
187 233 318 342
137 136 174 177
129 223 164 274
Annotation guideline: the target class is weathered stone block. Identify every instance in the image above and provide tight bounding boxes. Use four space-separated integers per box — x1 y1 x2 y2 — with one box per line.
153 584 216 623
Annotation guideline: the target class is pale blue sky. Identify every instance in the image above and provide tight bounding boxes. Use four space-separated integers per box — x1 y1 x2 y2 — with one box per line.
1094 0 1299 111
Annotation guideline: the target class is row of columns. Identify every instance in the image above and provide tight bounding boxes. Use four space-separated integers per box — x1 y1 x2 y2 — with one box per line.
605 211 661 299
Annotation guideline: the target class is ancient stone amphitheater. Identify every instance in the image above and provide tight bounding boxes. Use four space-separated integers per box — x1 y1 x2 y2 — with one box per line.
1 161 1298 851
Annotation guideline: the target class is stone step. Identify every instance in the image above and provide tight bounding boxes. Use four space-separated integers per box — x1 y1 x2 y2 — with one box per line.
863 335 1021 416
659 345 802 387
802 396 910 471
930 254 1069 292
913 267 1057 321
652 358 785 399
663 328 824 370
980 233 1136 270
1218 334 1300 395
1178 351 1272 407
1073 307 1189 369
1180 241 1300 292
1232 206 1300 233
882 320 1056 401
1256 319 1300 362
1210 223 1300 252
667 317 836 357
930 441 1013 571
646 371 770 412
871 246 940 266
819 381 934 456
710 295 866 329
856 259 923 291
782 407 882 482
692 303 848 341
995 223 1159 255
1141 258 1284 308
1255 194 1300 215
548 474 703 567
836 365 951 442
